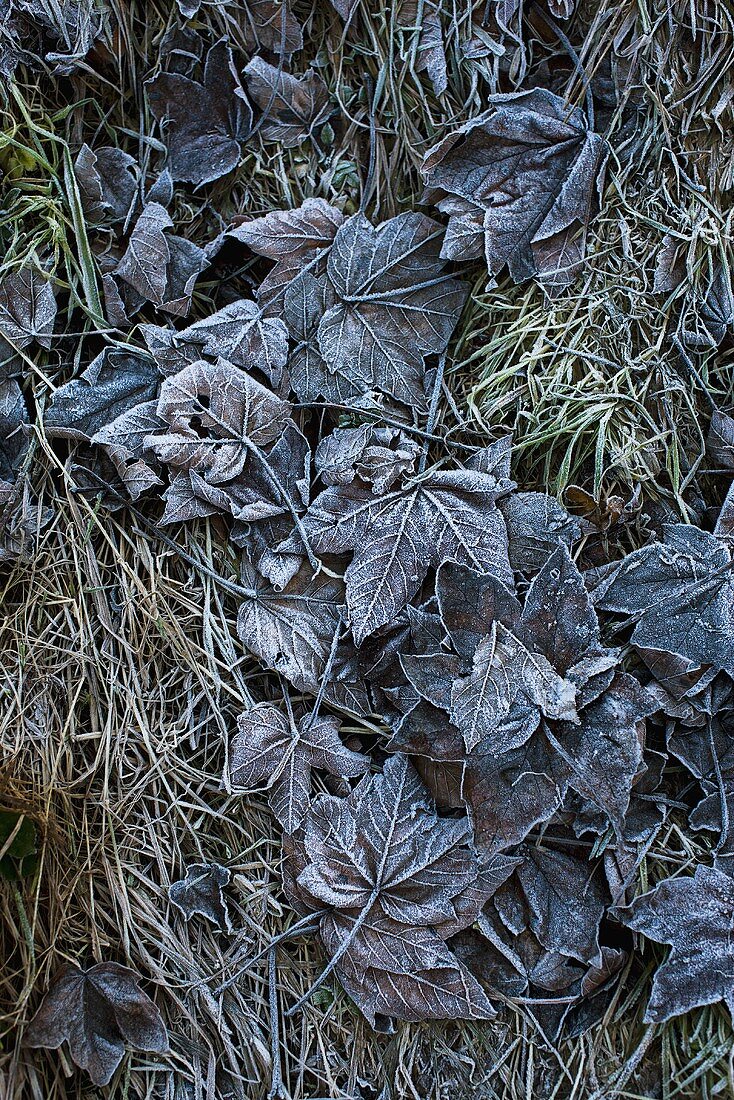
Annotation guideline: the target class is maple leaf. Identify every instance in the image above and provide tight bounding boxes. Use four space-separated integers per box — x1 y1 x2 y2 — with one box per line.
282 272 362 403
393 670 649 858
499 490 581 573
145 359 309 523
514 846 608 966
681 259 734 350
278 467 512 645
175 300 289 388
618 866 734 1022
169 862 232 932
228 702 369 833
287 753 518 1025
391 699 570 856
146 40 252 186
244 58 331 147
24 962 168 1086
589 524 734 681
229 198 344 313
115 202 172 305
313 212 469 410
236 559 344 692
450 624 578 753
421 88 607 292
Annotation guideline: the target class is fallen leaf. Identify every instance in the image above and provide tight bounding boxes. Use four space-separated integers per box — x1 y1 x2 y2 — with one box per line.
240 0 304 57
146 40 252 186
175 300 289 388
169 863 232 931
45 348 161 442
421 88 607 292
244 58 331 147
287 753 517 1025
91 401 164 501
0 266 56 374
589 524 734 680
279 466 512 644
314 212 469 409
25 962 168 1086
230 198 344 313
0 379 29 481
228 702 369 832
116 202 173 305
74 144 138 225
618 866 734 1022
236 559 344 692
315 425 420 493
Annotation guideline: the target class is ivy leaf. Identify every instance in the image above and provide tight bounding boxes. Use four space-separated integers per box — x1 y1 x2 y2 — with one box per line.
146 40 252 186
589 524 734 680
314 212 468 410
228 702 369 833
45 348 161 442
288 753 518 1026
24 962 168 1087
244 58 331 147
618 866 734 1022
280 468 512 645
169 863 232 931
229 198 344 313
421 88 607 293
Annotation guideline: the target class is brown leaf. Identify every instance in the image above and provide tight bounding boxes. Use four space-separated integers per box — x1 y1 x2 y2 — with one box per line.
229 198 344 313
236 559 344 692
244 58 331 148
24 962 168 1086
146 40 252 186
169 862 232 931
288 753 517 1025
421 88 607 292
618 866 734 1022
228 702 369 832
280 467 512 644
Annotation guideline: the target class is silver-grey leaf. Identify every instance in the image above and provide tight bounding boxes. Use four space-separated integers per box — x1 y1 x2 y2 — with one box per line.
169 862 232 932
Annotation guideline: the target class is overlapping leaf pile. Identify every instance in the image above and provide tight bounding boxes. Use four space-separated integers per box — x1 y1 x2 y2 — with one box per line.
3 0 734 1089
